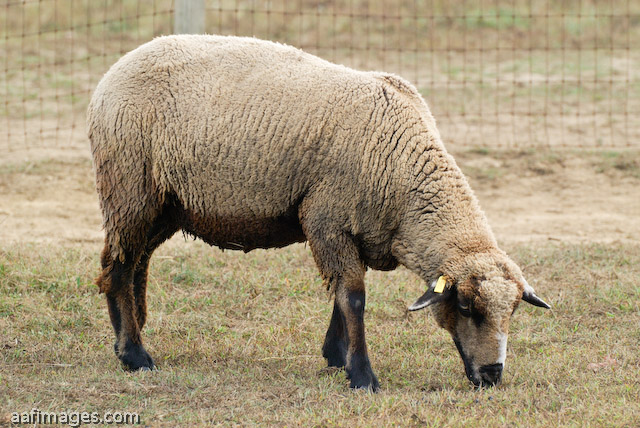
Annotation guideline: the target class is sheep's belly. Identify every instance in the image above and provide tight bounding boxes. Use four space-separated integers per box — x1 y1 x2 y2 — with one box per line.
179 209 306 253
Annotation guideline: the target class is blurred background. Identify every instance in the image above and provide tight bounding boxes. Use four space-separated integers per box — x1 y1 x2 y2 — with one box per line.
2 0 639 152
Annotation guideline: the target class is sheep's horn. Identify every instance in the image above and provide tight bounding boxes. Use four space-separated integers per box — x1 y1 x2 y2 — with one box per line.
522 280 551 309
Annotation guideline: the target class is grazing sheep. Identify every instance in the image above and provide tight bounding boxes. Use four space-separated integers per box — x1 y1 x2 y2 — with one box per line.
88 34 549 391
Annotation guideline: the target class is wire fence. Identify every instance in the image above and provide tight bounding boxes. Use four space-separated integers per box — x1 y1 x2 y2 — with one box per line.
2 0 639 153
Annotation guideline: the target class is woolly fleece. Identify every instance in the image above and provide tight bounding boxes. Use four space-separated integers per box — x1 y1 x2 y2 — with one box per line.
88 35 531 381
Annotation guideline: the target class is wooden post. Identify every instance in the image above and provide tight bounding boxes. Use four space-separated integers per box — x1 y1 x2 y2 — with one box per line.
174 0 205 34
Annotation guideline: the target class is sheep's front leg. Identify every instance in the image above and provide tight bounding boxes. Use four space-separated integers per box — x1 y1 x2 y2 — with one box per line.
322 300 348 368
301 219 379 390
335 278 379 391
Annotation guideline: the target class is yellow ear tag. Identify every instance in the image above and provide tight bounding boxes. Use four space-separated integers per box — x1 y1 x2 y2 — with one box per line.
434 275 449 294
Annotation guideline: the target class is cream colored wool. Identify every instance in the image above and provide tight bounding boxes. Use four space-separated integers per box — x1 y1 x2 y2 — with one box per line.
89 35 493 271
89 35 540 384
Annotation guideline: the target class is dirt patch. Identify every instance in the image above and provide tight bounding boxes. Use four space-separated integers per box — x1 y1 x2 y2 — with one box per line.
456 149 640 245
1 145 638 248
0 147 102 246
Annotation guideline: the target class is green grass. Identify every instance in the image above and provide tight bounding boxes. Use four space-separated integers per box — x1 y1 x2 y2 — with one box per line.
1 241 639 426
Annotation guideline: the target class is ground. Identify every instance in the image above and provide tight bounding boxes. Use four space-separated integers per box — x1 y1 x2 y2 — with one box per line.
1 143 638 427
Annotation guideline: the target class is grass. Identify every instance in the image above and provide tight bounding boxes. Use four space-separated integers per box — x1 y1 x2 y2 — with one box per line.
1 241 639 426
592 150 640 179
458 148 640 179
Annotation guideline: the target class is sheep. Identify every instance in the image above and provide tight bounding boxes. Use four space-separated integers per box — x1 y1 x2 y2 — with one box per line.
88 34 550 391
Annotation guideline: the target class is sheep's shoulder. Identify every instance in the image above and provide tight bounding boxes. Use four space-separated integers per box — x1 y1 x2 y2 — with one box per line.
371 72 440 141
373 73 421 99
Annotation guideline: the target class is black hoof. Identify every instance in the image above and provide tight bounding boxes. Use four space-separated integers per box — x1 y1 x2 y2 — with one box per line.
322 338 347 368
117 339 155 371
346 353 380 392
347 368 380 392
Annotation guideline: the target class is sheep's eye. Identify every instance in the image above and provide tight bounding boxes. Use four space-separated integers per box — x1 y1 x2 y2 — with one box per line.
458 301 472 317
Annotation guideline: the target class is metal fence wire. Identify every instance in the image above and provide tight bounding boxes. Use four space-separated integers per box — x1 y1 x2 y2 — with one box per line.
2 0 639 152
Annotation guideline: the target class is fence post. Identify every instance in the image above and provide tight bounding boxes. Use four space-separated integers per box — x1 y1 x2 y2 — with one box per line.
174 0 206 34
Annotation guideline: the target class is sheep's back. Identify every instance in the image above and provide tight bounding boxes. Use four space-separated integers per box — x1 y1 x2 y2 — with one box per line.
90 35 388 220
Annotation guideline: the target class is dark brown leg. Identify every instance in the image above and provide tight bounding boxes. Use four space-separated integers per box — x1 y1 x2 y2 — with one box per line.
334 276 378 391
97 244 154 371
132 219 179 331
132 256 150 332
300 205 379 391
322 300 348 368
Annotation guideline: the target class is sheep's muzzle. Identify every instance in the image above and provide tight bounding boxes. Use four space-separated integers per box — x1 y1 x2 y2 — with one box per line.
478 363 503 386
454 337 503 387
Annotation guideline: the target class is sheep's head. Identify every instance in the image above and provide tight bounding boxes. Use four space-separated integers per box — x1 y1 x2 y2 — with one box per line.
408 254 550 387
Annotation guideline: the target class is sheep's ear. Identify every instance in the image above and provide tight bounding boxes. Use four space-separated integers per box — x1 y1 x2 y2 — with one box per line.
522 279 551 309
408 276 453 311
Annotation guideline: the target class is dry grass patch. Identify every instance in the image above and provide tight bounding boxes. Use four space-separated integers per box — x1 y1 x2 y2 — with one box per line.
1 241 639 426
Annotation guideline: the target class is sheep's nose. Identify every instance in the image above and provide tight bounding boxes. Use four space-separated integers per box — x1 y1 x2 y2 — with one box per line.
479 363 503 386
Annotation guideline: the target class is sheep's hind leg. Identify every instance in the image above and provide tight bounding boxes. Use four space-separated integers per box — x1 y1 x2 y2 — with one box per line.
98 245 154 371
132 218 179 331
322 300 348 368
